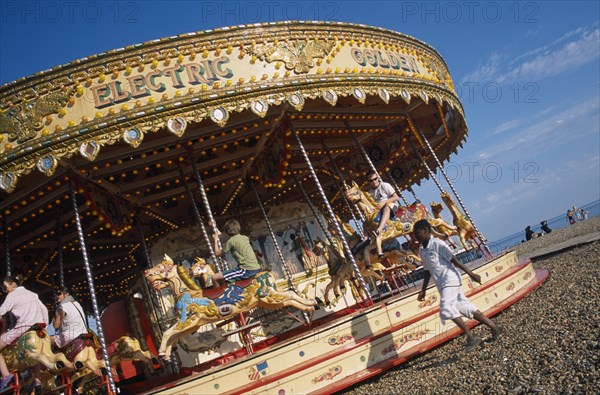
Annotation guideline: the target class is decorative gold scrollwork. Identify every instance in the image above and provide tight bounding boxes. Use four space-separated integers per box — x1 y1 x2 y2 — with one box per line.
0 88 74 143
246 40 335 74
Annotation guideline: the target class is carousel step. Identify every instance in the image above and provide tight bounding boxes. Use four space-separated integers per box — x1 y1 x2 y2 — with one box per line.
222 321 262 337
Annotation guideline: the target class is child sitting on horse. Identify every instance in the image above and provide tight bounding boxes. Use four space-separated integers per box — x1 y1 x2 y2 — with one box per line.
211 219 261 286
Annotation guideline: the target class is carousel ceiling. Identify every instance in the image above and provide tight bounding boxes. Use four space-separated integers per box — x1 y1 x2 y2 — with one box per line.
0 21 468 307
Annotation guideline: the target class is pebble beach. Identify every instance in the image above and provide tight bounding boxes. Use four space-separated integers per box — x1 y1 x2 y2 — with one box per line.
342 216 600 395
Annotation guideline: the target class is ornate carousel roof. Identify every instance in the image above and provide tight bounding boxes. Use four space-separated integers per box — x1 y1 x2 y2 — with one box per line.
0 21 467 306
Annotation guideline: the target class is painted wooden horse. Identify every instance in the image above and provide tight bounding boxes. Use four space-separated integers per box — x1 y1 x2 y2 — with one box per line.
311 237 383 304
61 334 158 394
2 324 74 373
109 336 157 368
395 199 457 244
344 181 458 263
440 191 492 257
145 255 316 360
429 201 459 247
343 181 417 265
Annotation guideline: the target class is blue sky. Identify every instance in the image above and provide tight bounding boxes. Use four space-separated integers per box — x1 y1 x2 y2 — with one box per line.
1 1 599 242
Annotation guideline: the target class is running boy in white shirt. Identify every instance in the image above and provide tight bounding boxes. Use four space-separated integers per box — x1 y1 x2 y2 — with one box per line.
413 219 503 352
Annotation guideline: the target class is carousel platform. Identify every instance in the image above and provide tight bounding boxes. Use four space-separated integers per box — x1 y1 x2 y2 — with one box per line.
121 251 548 395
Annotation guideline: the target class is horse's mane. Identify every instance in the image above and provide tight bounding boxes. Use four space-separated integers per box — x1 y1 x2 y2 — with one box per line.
339 220 356 237
207 262 218 273
176 265 201 291
359 188 379 207
192 259 217 274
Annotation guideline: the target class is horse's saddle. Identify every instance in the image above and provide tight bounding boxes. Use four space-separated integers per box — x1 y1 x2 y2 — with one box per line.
5 323 47 350
327 259 345 277
203 279 254 301
56 332 96 361
396 203 419 217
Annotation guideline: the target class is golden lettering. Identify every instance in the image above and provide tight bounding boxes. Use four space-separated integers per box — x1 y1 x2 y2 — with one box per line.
145 70 165 92
183 63 209 84
126 75 150 98
108 81 130 103
163 66 185 88
91 84 111 108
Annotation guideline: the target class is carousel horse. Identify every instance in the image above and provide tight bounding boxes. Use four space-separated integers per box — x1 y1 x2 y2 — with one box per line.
146 255 316 360
313 232 421 305
312 238 383 304
1 324 75 374
109 336 157 368
343 182 422 265
440 191 492 257
62 334 158 394
344 182 455 263
58 331 102 374
318 215 421 302
429 201 459 247
395 199 456 242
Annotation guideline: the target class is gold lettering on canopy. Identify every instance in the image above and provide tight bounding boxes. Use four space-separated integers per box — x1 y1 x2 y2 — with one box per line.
89 57 234 108
350 47 421 73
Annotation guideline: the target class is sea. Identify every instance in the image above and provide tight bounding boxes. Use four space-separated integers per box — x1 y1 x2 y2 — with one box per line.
487 199 600 254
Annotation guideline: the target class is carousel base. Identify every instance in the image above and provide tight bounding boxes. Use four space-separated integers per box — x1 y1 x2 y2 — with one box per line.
129 252 548 395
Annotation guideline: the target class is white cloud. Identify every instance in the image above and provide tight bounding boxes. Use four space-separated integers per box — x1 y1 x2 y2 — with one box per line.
461 24 600 84
491 119 525 135
477 176 545 215
525 25 543 38
508 24 593 66
499 28 599 83
490 105 558 136
475 152 599 217
461 51 504 83
474 96 599 161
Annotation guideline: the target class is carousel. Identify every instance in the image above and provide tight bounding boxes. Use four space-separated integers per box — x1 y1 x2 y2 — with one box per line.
0 21 549 394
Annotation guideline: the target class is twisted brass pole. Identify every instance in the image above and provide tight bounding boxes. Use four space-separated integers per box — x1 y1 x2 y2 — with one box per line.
292 122 372 303
69 181 116 394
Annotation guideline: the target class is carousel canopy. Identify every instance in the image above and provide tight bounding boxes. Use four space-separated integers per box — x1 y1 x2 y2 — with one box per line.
0 21 467 306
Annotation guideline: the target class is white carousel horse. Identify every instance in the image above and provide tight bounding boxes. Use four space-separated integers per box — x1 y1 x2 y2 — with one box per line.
145 255 316 360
